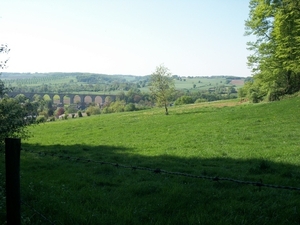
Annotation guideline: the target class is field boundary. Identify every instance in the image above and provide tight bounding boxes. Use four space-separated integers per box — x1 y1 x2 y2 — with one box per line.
23 149 300 191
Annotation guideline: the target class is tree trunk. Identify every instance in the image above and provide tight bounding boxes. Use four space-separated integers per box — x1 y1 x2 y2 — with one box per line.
164 103 169 115
285 70 292 94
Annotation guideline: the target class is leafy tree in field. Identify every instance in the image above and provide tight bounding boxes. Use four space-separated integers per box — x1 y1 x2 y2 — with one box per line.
149 64 175 115
244 0 300 102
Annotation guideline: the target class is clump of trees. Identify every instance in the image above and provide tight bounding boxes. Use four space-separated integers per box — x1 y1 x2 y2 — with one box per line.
0 45 37 144
241 0 300 102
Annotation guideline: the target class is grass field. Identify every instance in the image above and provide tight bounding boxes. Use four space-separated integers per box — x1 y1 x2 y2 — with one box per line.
174 77 232 90
1 97 300 224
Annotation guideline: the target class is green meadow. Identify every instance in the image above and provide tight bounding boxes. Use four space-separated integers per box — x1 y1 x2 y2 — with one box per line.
1 97 300 224
174 76 239 91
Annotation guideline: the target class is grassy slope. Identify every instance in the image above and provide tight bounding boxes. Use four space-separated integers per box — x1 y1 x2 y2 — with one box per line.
1 98 300 224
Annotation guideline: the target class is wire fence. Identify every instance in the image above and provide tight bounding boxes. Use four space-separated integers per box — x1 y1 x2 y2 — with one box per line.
5 146 300 224
4 144 300 224
22 148 300 192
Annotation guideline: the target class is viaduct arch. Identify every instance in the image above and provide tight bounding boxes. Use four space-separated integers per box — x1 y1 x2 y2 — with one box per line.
7 92 117 105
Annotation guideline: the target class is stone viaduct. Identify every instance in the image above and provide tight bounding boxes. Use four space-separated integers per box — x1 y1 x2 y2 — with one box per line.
7 92 117 105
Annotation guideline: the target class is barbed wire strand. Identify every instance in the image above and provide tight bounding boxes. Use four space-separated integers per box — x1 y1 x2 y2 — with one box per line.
22 149 300 192
21 200 57 225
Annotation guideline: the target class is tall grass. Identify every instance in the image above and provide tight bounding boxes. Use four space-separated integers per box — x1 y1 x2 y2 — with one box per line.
1 97 300 224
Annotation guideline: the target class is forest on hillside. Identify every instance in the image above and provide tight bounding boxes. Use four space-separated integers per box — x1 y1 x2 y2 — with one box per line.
2 72 244 97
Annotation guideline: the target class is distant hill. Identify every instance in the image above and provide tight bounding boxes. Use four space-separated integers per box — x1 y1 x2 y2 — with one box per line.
1 72 247 99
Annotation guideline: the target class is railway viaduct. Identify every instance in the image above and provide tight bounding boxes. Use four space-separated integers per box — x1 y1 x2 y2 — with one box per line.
7 92 117 105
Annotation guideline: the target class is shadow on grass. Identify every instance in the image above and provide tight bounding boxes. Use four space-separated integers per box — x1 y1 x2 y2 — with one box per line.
21 142 300 183
16 143 300 225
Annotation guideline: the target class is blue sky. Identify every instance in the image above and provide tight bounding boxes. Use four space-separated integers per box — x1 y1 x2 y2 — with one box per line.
1 0 253 77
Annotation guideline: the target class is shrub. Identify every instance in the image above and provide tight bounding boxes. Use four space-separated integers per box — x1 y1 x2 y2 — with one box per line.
109 100 125 112
36 115 46 123
39 111 48 119
66 105 78 114
124 103 136 112
101 107 110 114
78 111 83 117
101 100 125 114
86 106 101 115
238 87 247 100
195 98 207 103
47 109 54 117
175 96 194 105
48 116 55 122
249 92 261 103
46 117 55 122
0 97 37 143
266 87 285 101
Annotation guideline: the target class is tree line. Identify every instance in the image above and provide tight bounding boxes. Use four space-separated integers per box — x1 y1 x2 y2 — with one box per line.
240 0 300 102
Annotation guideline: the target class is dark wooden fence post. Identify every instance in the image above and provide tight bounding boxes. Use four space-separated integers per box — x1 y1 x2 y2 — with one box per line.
5 138 21 225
